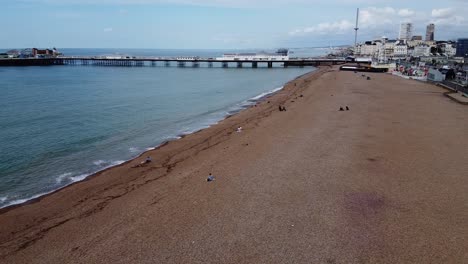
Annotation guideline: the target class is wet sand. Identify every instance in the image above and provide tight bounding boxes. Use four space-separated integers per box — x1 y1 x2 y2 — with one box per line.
1 67 467 263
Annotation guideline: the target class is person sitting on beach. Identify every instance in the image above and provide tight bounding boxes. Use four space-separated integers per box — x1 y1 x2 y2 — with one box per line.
132 156 152 168
144 156 152 163
207 173 215 182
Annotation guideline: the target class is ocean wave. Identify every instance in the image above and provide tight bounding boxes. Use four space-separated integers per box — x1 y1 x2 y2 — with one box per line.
1 191 53 209
248 86 284 102
110 160 125 166
0 159 128 209
129 147 140 153
70 174 89 182
93 160 106 166
55 172 73 184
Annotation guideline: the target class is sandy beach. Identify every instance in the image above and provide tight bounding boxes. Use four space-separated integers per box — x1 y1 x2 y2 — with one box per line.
1 66 467 263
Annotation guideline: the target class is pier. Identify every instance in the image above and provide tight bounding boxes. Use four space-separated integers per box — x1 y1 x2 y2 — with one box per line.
0 57 346 68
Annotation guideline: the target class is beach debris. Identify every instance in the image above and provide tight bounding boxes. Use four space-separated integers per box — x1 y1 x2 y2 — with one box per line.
339 107 345 111
279 105 287 111
346 106 350 111
267 101 270 103
361 74 366 77
299 94 303 97
237 126 243 133
367 76 371 80
207 173 215 182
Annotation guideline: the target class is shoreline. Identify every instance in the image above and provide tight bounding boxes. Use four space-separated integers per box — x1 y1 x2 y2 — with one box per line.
0 66 320 213
1 66 467 263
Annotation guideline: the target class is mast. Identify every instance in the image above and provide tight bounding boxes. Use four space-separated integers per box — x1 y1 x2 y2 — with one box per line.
354 8 359 48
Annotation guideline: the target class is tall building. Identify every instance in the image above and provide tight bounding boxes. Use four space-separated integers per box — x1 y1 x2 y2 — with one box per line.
426 24 435 41
399 23 413 40
456 38 468 57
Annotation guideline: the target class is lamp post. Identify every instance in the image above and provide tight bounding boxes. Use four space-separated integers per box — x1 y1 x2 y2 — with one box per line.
465 54 468 85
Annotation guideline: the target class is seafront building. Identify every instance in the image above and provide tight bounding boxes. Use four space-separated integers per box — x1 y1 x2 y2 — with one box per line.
456 38 468 57
354 21 464 60
426 24 435 41
394 41 409 58
412 44 431 57
399 23 413 41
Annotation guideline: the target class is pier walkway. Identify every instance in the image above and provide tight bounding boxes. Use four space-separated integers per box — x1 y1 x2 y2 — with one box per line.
0 57 346 68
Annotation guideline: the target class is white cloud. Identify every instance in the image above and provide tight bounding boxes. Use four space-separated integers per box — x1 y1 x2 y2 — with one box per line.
398 9 414 17
431 8 455 18
288 5 468 41
290 7 398 37
290 20 354 36
103 27 113 32
359 7 396 27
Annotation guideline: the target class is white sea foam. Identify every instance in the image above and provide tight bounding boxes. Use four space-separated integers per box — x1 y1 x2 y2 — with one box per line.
2 192 52 209
93 160 106 166
248 86 284 102
0 196 7 203
70 174 89 182
110 160 125 166
129 147 139 153
55 172 73 184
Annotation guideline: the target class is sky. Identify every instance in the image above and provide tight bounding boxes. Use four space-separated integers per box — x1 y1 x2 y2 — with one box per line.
1 0 467 49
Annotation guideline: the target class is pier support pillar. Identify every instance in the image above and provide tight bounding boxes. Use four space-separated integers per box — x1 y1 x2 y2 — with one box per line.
237 62 243 68
222 62 228 68
165 61 170 67
208 62 213 68
178 61 185 67
252 62 258 68
283 63 288 68
193 61 200 67
267 62 273 68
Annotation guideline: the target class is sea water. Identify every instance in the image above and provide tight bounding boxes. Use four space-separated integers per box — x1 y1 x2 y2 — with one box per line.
0 48 319 208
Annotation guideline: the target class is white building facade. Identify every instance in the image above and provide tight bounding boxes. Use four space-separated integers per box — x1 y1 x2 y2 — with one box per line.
412 45 431 57
394 43 408 58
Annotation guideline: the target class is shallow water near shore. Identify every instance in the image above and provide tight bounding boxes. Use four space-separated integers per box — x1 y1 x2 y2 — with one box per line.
0 50 315 208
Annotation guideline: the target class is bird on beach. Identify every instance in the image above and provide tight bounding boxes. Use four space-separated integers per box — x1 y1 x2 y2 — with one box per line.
346 106 350 111
339 107 344 111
